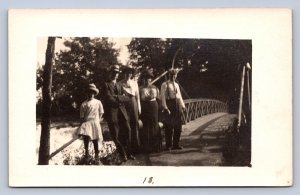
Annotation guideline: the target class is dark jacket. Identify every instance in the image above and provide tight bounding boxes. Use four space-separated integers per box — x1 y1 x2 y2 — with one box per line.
103 81 130 123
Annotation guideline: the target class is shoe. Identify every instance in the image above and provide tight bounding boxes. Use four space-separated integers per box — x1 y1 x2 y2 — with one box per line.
84 154 90 160
172 145 183 150
116 159 123 165
94 160 101 165
128 155 136 160
83 154 91 165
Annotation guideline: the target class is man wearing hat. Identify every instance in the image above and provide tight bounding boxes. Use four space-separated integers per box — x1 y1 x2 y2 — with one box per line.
160 68 186 151
102 65 135 162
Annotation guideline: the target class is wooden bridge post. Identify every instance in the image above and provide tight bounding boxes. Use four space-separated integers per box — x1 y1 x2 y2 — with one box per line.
238 65 246 130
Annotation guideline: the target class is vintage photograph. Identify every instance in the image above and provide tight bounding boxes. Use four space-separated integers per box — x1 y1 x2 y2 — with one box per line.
10 9 292 186
36 37 252 167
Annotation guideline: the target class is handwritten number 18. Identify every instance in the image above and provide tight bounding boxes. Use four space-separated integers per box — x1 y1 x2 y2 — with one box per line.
143 177 154 184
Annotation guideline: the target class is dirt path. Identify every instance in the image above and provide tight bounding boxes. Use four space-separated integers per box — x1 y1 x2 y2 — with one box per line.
121 113 241 166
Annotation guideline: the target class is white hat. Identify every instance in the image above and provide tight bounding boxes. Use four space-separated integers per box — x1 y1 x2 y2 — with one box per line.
88 83 99 95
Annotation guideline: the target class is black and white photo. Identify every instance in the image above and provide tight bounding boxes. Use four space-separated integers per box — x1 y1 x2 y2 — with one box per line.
36 37 252 167
9 9 292 187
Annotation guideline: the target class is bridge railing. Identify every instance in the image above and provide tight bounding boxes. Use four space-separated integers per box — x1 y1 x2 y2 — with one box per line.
181 98 228 124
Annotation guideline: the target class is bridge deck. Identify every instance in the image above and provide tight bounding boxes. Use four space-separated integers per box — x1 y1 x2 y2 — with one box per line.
146 113 238 166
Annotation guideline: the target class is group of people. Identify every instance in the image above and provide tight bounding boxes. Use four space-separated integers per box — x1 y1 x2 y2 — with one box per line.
77 65 186 164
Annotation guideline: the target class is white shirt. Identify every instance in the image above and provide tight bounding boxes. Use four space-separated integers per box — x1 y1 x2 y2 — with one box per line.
120 79 141 114
161 80 185 109
140 85 159 101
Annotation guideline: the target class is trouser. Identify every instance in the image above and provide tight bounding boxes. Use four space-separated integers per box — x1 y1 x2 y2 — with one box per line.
165 99 182 148
165 124 182 148
107 113 132 159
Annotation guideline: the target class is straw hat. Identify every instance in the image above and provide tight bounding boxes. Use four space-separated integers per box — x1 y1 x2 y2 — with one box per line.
88 83 99 95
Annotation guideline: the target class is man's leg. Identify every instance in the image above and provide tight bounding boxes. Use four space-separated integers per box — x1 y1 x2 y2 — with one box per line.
119 118 135 160
166 99 176 150
131 119 140 154
164 124 173 150
108 122 127 160
172 100 183 150
172 123 183 149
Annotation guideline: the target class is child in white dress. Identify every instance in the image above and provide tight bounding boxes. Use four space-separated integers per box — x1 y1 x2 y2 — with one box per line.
77 83 104 161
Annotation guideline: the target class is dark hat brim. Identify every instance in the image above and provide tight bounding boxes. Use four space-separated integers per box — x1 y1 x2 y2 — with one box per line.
109 69 121 73
122 67 135 73
109 65 121 73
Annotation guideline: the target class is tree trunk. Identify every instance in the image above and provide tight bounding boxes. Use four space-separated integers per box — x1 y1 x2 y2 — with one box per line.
38 37 56 165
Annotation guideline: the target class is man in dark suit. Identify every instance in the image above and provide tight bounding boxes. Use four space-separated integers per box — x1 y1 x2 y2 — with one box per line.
102 65 135 162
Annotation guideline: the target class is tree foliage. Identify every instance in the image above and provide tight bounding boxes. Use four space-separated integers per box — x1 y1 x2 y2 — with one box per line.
37 37 120 117
127 38 251 102
36 37 251 116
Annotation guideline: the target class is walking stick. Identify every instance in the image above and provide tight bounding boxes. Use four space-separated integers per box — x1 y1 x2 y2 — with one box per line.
150 71 168 85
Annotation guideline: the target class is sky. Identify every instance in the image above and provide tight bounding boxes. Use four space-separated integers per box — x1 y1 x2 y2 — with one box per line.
37 37 131 67
110 37 131 64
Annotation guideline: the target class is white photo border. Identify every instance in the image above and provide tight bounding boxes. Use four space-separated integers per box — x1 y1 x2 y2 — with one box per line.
9 9 292 187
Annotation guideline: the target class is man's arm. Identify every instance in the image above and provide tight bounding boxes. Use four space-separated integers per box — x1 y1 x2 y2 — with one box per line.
103 83 119 106
117 84 130 103
176 83 186 109
161 82 170 114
